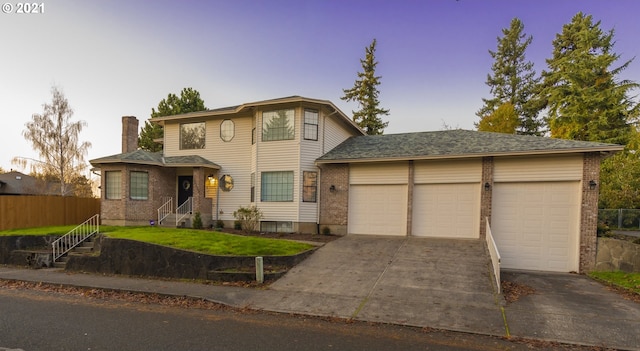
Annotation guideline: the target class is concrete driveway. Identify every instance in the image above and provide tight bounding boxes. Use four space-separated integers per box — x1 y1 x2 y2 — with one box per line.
502 271 640 350
248 235 506 335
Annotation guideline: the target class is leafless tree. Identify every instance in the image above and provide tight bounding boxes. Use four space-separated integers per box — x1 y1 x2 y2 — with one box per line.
13 86 91 196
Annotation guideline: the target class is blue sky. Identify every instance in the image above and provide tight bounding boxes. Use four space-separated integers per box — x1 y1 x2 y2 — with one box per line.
1 0 639 173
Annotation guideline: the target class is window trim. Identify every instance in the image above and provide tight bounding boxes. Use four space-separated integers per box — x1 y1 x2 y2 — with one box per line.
220 119 234 142
105 171 121 200
302 171 317 203
179 122 206 150
129 171 149 200
262 109 295 142
303 109 319 141
261 171 294 202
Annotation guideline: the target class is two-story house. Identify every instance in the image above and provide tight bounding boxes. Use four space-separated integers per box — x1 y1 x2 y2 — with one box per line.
90 96 363 233
91 95 624 273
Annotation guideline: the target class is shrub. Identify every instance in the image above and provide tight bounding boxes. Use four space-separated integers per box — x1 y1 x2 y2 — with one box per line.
233 206 263 234
321 226 331 236
192 211 203 229
234 221 242 230
215 219 225 229
597 221 611 237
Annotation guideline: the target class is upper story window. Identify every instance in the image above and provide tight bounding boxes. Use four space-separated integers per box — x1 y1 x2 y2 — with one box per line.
105 171 121 200
180 122 205 149
220 119 234 142
304 109 318 141
262 109 294 141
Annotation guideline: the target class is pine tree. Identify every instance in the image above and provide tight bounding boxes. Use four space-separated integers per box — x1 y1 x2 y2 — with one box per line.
342 39 389 135
477 18 542 135
139 87 207 151
541 12 639 144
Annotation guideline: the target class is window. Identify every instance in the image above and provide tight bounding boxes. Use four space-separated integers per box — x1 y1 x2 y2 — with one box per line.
262 109 294 141
261 171 294 202
250 172 255 202
303 171 317 202
130 171 148 200
261 221 293 233
304 109 318 141
105 171 121 200
220 119 234 142
180 122 205 149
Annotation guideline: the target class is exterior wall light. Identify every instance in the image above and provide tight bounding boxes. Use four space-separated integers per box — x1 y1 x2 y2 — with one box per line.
484 182 491 191
329 185 336 193
589 180 597 190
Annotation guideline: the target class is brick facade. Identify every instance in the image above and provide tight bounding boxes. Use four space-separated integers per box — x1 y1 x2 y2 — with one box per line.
101 164 176 226
318 164 349 235
479 157 493 239
192 167 213 225
579 152 602 273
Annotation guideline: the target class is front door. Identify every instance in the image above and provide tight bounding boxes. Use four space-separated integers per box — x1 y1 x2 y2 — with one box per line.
178 176 193 206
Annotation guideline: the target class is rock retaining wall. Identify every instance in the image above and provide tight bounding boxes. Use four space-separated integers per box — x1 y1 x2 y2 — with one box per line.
0 236 56 266
595 237 640 272
65 236 316 281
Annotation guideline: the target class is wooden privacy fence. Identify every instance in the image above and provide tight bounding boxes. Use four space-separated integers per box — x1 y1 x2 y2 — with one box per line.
0 195 100 231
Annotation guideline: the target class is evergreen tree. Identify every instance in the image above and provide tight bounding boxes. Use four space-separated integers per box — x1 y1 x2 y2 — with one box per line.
342 39 390 135
139 87 207 151
541 12 639 144
477 18 542 135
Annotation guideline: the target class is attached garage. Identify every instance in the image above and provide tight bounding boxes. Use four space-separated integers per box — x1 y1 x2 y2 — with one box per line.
412 159 481 238
491 156 583 272
348 163 408 236
317 129 623 273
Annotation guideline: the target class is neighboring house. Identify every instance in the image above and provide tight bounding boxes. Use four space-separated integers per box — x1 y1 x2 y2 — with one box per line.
0 171 58 195
90 95 623 273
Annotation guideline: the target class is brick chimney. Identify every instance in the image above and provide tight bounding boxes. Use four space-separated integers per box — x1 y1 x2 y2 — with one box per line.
122 116 139 153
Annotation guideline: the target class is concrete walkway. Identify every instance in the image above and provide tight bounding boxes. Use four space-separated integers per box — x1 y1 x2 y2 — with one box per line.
1 235 640 350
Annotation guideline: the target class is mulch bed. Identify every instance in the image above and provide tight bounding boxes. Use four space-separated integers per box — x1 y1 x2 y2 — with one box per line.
214 228 342 243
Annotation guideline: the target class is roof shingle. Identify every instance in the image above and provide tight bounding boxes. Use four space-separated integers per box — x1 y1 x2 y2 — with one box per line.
316 130 623 163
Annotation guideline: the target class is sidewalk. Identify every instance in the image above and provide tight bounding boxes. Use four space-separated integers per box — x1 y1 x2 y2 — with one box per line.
2 254 640 350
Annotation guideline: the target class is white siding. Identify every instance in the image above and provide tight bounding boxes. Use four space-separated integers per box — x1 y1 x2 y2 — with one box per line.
350 162 409 185
414 159 482 184
494 155 583 182
254 107 301 222
324 116 355 153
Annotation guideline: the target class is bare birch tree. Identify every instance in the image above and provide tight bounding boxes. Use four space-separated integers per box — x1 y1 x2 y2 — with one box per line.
13 86 91 196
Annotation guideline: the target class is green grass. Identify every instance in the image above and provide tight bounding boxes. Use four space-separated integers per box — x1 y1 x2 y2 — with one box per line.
0 225 313 256
589 271 640 295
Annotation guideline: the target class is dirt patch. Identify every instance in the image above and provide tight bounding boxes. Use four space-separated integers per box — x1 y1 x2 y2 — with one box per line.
502 279 536 304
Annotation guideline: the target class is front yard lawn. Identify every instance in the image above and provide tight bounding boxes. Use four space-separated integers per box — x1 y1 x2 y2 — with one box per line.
589 271 640 295
0 226 314 256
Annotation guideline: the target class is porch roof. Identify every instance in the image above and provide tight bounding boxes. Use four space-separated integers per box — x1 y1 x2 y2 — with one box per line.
90 150 220 169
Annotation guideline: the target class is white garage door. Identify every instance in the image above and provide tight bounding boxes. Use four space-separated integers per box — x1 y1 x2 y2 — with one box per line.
349 184 407 236
412 183 480 238
492 182 580 272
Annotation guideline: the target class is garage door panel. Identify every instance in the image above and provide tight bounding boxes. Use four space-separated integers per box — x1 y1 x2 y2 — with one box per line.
412 183 480 238
492 182 580 272
349 185 407 236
